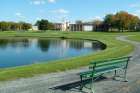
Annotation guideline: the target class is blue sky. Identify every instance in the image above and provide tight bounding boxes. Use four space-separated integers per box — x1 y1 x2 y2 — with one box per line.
0 0 140 24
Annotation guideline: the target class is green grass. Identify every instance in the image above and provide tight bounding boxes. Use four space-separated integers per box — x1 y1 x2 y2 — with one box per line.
127 35 140 42
0 31 137 81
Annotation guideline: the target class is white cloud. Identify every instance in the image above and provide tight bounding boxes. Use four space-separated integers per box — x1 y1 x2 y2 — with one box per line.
135 10 140 13
35 17 41 20
15 12 26 19
48 0 56 3
132 10 140 18
50 8 70 22
51 9 69 14
30 0 45 5
30 0 56 5
93 16 103 20
133 13 140 18
81 16 103 23
133 13 139 16
130 4 140 8
15 13 21 16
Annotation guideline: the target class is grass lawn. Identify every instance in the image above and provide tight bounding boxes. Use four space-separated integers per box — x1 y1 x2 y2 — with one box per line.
127 34 140 42
0 31 138 81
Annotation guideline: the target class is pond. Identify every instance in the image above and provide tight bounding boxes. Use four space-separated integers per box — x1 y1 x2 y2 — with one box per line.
0 38 106 68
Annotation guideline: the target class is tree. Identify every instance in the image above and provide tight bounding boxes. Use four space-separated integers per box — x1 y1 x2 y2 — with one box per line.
92 20 103 31
0 22 10 31
19 22 32 30
35 19 55 31
47 22 55 30
104 14 115 31
10 22 19 31
115 11 129 31
129 16 139 31
92 20 102 26
104 11 140 32
0 21 32 31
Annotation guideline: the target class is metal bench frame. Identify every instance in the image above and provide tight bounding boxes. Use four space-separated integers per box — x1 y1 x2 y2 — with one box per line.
79 56 132 93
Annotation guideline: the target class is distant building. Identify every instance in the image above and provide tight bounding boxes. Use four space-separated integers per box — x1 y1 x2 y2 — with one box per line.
83 23 94 31
53 21 70 31
69 24 83 31
53 23 62 30
32 26 38 31
52 21 95 32
69 23 94 32
62 21 70 31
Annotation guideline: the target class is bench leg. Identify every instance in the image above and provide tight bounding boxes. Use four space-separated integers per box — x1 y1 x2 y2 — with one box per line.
80 76 83 90
123 69 128 82
90 74 103 93
123 59 129 82
113 70 117 80
90 77 95 93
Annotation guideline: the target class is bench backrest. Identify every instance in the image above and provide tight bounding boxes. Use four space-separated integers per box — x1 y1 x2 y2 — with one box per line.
90 56 131 71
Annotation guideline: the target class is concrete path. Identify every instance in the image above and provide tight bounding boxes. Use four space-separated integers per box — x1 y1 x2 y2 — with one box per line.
0 36 140 93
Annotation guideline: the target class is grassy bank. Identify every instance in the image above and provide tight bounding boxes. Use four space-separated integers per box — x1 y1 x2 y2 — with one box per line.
0 31 135 81
127 35 140 42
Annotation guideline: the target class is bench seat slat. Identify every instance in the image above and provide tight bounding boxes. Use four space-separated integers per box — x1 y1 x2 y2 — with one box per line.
94 62 126 70
90 59 128 66
90 57 130 65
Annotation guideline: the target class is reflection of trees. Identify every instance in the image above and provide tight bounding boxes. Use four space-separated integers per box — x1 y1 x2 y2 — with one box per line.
10 39 30 48
22 39 30 48
37 39 50 52
92 41 106 50
49 39 61 48
69 40 84 50
0 39 30 49
0 39 8 49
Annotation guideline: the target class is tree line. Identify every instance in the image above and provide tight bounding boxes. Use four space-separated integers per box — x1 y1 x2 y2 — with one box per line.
0 21 32 31
0 19 54 31
92 11 140 32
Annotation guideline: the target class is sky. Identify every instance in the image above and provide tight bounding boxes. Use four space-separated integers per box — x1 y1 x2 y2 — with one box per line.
0 0 140 24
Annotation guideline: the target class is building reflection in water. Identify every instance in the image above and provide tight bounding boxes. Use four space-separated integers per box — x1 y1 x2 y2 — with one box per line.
37 39 106 57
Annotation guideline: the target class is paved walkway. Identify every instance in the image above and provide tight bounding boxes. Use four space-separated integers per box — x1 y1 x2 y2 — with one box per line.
0 36 140 93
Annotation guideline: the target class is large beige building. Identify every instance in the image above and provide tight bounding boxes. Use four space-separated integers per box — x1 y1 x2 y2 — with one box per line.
53 23 62 30
53 22 94 31
62 21 70 31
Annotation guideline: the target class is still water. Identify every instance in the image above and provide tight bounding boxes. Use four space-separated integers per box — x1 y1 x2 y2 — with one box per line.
0 38 106 68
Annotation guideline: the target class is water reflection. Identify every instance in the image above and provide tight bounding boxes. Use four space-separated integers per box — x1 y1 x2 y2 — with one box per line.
0 39 8 49
0 39 30 49
69 40 84 50
37 39 50 52
0 38 106 68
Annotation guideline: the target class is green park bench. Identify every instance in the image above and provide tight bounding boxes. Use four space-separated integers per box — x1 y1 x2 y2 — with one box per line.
79 56 132 93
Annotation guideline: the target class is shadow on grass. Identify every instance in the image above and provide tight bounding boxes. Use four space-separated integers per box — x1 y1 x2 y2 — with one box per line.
50 76 107 93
